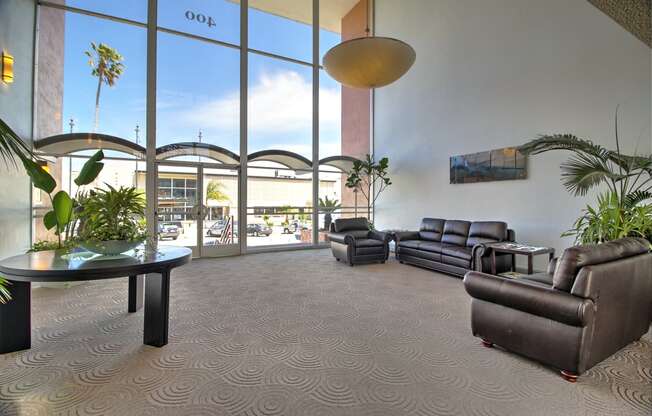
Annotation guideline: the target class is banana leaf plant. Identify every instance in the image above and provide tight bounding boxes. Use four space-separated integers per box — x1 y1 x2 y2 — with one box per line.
25 150 105 248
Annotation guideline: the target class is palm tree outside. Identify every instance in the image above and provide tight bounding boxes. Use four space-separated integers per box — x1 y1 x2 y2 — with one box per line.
319 196 340 231
85 42 125 132
206 180 230 203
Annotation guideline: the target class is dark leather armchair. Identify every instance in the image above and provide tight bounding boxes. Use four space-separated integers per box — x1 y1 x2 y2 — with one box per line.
328 218 390 266
463 237 652 382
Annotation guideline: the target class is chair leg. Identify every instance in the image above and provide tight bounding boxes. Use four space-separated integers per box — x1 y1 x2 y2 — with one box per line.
560 370 578 383
481 338 493 348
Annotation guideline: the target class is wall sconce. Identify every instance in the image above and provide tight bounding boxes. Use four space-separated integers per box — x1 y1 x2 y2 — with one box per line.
2 52 14 84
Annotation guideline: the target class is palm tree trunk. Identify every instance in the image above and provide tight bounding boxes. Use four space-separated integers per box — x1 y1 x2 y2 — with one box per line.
93 68 103 132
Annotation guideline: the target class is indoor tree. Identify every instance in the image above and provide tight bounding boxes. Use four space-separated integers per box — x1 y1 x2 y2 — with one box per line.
345 154 392 222
85 42 125 131
520 122 652 244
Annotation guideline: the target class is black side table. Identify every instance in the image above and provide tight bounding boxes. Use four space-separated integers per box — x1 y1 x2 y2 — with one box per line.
0 246 191 354
488 243 555 275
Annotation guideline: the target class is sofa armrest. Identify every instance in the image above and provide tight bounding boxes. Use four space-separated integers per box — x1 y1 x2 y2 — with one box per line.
328 232 354 245
471 243 489 271
394 231 420 244
369 230 390 243
547 257 558 275
463 271 594 327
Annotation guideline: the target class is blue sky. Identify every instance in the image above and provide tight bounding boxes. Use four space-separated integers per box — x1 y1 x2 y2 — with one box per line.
59 1 342 160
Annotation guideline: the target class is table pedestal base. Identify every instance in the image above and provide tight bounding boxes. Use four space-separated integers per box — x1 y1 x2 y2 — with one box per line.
0 280 31 354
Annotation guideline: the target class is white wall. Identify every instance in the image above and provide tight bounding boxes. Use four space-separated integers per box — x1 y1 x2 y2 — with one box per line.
0 0 36 258
374 0 651 270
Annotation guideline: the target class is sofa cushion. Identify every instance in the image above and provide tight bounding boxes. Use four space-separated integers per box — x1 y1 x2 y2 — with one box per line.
441 245 473 260
398 240 421 250
398 246 441 262
466 221 508 247
419 241 444 253
441 220 471 246
553 237 650 292
441 254 471 268
333 217 369 233
419 218 445 241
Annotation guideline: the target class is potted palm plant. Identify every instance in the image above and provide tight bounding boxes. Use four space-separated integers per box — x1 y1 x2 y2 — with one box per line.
520 128 652 244
77 185 147 255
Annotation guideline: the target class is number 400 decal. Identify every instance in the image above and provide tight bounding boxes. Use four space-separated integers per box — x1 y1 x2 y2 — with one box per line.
185 10 216 28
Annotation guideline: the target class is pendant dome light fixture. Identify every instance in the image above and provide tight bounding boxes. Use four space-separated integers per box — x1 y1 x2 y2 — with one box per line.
323 0 415 89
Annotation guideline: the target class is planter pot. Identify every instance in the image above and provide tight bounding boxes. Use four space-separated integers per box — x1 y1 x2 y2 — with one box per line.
78 240 143 256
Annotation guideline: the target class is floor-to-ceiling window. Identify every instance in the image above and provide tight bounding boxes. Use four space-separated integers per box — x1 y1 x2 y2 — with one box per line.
33 0 371 255
246 2 314 248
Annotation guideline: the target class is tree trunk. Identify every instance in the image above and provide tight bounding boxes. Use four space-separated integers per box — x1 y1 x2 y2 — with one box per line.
93 68 103 132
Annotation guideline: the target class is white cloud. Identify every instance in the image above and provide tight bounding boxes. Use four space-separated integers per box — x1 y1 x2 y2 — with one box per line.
180 70 341 135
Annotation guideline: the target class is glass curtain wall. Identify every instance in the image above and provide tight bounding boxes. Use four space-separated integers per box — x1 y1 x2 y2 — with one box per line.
33 3 147 245
33 0 371 253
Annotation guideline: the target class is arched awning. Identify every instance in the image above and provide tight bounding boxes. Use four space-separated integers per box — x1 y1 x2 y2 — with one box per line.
35 134 361 172
156 142 240 164
318 155 358 172
248 149 312 171
35 133 145 158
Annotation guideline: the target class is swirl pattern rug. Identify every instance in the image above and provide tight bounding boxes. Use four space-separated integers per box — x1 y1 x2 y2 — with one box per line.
0 249 650 416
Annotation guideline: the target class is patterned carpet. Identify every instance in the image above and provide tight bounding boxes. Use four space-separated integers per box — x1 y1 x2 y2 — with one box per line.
0 249 650 416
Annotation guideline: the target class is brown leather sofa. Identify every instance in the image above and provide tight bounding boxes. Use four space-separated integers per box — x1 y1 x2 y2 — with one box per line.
395 218 515 276
463 237 652 382
328 218 391 266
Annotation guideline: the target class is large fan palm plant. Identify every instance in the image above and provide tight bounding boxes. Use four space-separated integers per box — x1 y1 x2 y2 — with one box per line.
0 118 35 303
520 118 652 244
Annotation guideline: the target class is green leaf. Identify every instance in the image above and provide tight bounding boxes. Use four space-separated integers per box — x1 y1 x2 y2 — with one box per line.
0 277 11 304
43 210 57 230
74 150 105 186
52 191 73 231
21 157 56 193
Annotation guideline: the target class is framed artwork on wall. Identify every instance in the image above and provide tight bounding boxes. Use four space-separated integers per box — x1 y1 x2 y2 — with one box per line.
450 147 527 184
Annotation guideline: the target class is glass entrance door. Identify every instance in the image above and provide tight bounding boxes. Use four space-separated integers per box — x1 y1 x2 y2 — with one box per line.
157 162 240 258
201 166 240 257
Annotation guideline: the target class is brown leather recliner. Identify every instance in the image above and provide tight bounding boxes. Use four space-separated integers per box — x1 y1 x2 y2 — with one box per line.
328 218 390 266
463 237 652 382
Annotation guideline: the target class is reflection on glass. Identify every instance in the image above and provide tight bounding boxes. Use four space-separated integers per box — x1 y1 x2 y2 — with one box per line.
157 32 240 157
248 0 312 62
158 0 239 45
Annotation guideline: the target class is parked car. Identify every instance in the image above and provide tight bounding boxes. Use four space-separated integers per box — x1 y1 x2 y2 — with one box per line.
207 220 226 237
247 223 272 237
158 222 180 240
